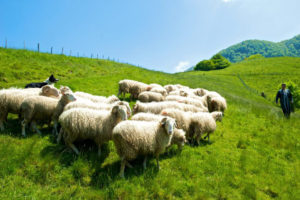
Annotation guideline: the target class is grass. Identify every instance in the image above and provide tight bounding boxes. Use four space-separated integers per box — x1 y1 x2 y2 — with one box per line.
0 48 299 199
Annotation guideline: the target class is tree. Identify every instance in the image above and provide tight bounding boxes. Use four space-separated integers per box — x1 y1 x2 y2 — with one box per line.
194 54 230 71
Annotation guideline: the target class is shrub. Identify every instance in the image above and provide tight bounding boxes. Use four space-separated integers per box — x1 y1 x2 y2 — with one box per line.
244 54 264 61
194 54 231 71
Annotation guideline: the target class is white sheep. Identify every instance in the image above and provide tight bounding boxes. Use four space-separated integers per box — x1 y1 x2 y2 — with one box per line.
131 112 187 150
74 91 119 104
129 82 149 100
164 85 178 93
161 108 222 144
160 108 194 140
165 95 208 111
133 101 206 115
0 86 60 131
112 117 176 177
64 99 131 118
138 91 165 102
189 112 222 144
207 96 227 113
20 92 76 136
168 90 189 97
149 87 167 96
58 105 128 156
118 79 138 98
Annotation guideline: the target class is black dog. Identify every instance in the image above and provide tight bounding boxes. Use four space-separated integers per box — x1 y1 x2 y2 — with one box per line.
25 74 59 88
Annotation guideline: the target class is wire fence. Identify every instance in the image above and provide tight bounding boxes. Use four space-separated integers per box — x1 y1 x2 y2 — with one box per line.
236 73 276 103
0 38 142 67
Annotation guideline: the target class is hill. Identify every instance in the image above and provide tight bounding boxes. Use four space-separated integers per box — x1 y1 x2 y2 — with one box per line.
0 48 299 199
219 34 300 62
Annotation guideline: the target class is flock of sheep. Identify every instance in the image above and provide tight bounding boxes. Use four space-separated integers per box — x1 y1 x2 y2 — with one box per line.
0 79 227 178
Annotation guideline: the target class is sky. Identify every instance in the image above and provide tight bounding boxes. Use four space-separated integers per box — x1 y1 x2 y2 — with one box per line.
1 0 300 73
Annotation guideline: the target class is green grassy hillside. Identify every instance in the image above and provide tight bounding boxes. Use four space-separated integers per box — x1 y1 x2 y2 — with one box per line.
0 48 299 199
219 34 300 63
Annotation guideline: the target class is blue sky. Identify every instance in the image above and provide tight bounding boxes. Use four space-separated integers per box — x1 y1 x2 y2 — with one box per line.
1 0 300 73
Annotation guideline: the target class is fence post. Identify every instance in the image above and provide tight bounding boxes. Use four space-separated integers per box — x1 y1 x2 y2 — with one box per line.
5 39 7 48
77 52 79 57
91 54 93 59
70 50 72 56
37 43 40 52
61 47 64 55
24 41 26 49
97 54 98 59
50 47 53 54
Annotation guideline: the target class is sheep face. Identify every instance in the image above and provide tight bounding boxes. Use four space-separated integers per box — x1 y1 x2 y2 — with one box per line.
41 85 60 97
161 117 176 136
112 105 128 121
175 129 187 149
65 92 77 103
60 86 72 95
116 101 132 117
179 90 188 97
195 89 205 96
211 111 223 122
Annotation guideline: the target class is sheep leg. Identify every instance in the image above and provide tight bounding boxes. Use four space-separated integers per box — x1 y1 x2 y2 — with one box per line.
195 134 202 145
0 121 4 131
21 120 27 137
143 156 147 170
0 110 8 131
32 121 42 135
97 144 101 157
204 134 210 143
57 129 63 144
68 142 80 155
52 120 58 136
156 155 160 170
120 157 126 178
125 161 133 168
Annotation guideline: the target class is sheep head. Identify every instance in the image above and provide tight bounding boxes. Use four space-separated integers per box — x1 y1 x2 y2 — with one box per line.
112 105 128 121
116 101 132 117
41 85 60 97
63 92 77 103
60 85 72 95
211 111 223 122
160 117 176 136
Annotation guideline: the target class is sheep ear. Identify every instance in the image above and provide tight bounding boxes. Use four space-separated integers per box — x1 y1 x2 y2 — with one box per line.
160 117 167 126
175 121 178 128
60 85 64 89
133 104 138 110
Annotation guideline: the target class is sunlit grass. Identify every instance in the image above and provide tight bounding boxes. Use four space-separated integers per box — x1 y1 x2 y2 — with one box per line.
0 48 299 199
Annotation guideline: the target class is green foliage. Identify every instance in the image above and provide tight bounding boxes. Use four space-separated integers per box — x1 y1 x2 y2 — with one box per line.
277 81 300 108
0 48 299 199
220 35 300 63
194 53 231 71
244 54 264 61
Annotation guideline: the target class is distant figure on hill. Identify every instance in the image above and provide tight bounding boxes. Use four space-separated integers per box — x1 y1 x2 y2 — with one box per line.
276 83 293 118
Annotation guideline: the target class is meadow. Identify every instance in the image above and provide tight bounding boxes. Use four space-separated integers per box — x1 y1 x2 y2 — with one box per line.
0 48 299 199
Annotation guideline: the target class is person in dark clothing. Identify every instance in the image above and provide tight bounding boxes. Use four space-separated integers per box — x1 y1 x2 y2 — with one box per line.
276 83 293 118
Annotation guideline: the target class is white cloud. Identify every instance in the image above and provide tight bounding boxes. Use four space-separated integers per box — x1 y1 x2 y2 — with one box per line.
174 61 191 73
222 0 234 2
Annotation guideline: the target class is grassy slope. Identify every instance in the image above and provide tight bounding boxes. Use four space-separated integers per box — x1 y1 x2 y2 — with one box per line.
0 48 299 199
